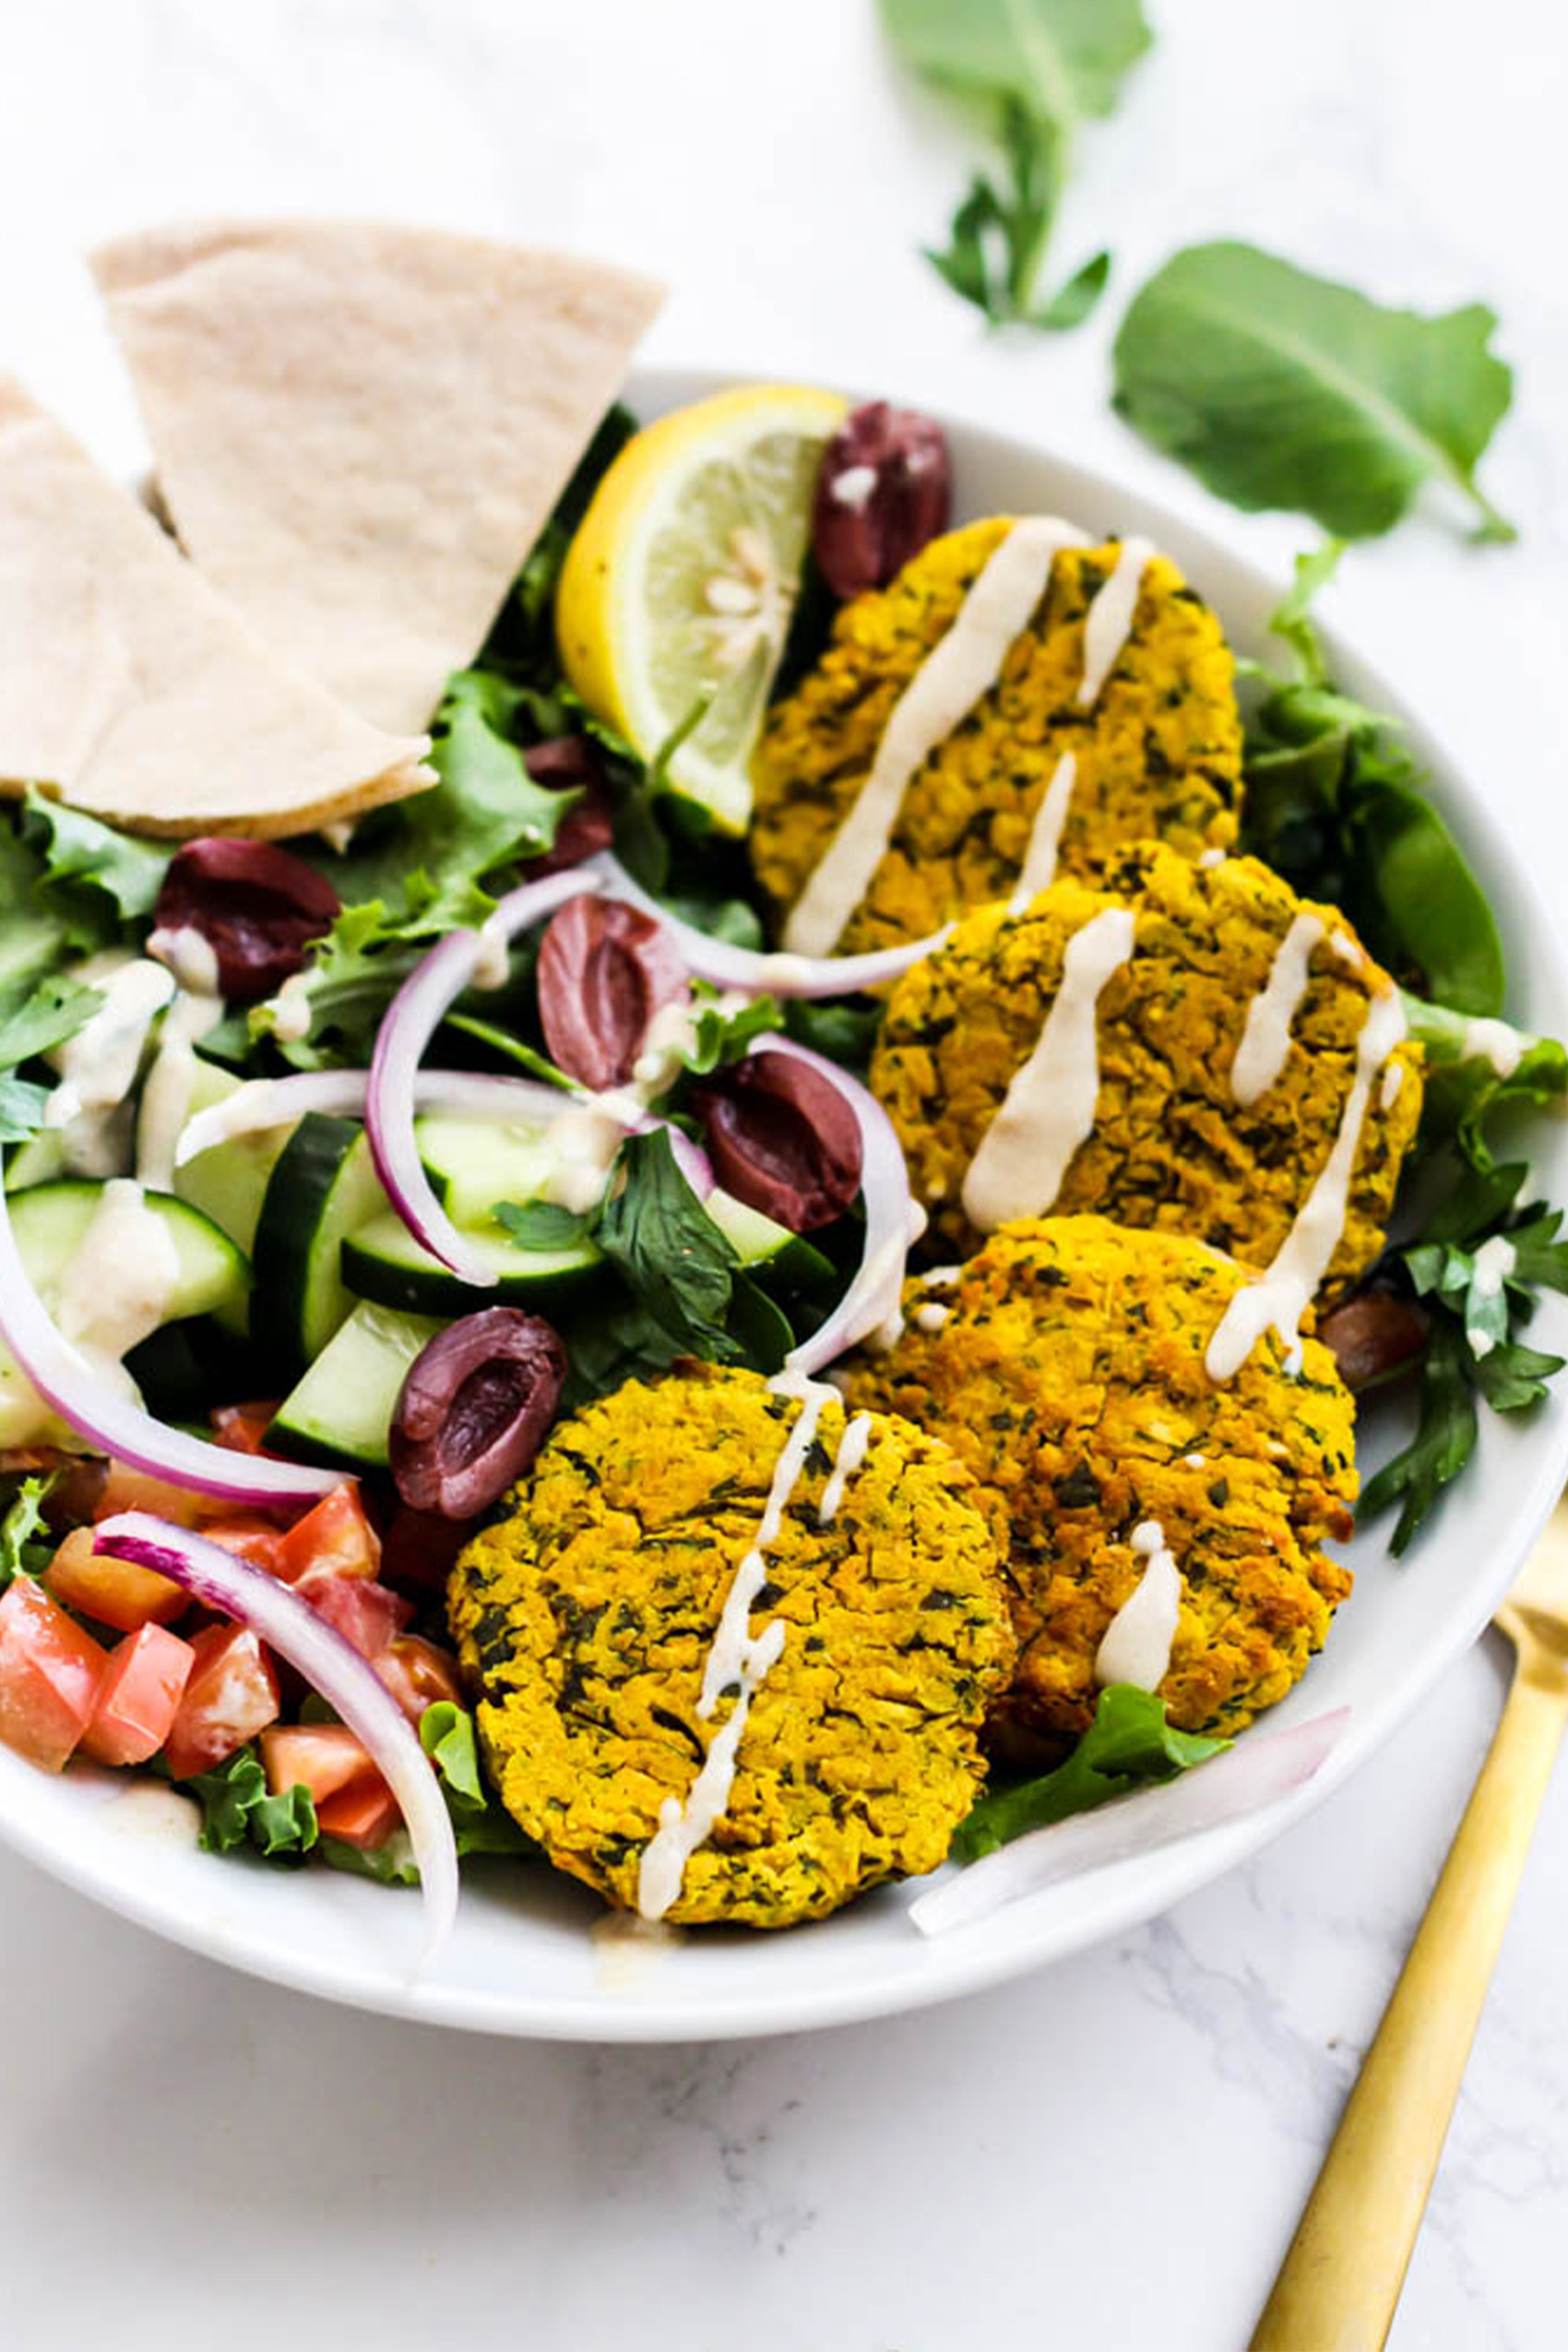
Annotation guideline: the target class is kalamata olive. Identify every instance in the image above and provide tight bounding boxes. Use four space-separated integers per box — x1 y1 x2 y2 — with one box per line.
812 400 951 600
520 737 615 878
388 1308 567 1520
536 895 690 1091
1316 1293 1429 1392
153 837 341 1002
693 1051 863 1231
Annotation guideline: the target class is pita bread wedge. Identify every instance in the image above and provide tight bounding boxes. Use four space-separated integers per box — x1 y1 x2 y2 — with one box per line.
0 380 434 839
92 220 665 733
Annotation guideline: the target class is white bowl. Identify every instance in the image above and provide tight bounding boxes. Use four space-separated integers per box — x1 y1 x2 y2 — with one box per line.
3 366 1564 2040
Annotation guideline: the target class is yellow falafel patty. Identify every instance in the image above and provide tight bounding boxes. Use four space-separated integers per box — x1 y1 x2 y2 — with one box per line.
846 1217 1358 1760
447 1364 1017 1927
751 519 1244 953
873 842 1424 1274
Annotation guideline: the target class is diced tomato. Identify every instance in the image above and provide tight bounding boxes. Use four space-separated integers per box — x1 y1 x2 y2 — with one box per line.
210 1401 280 1456
191 1513 287 1575
275 1484 381 1586
93 1463 205 1528
45 1525 186 1632
163 1624 280 1780
296 1570 411 1659
374 1634 463 1723
260 1722 400 1851
0 1578 108 1771
81 1624 195 1767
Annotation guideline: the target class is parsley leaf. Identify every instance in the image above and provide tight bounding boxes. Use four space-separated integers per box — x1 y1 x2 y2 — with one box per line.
952 1685 1227 1862
1113 242 1515 542
1358 1320 1481 1555
492 1199 597 1251
0 1474 56 1589
883 0 1150 331
596 1128 744 1365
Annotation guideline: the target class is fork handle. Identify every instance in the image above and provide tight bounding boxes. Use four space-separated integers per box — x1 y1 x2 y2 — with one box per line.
1250 1645 1568 2352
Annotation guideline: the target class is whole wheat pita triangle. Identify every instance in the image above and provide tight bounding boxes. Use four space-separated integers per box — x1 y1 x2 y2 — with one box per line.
0 378 433 838
92 220 665 734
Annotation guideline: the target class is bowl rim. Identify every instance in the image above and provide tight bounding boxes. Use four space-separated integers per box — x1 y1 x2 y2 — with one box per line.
2 361 1564 2041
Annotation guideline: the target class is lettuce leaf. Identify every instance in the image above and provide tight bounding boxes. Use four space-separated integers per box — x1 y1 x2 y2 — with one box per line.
180 1743 319 1861
952 1684 1228 1862
0 1475 55 1589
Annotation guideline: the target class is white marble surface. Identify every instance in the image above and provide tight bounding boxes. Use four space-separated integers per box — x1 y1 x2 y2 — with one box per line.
2 1 1567 2345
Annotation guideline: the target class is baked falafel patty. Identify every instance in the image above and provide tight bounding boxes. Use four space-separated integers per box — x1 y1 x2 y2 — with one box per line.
447 1365 1017 1927
846 1217 1358 1760
750 519 1243 953
872 842 1424 1273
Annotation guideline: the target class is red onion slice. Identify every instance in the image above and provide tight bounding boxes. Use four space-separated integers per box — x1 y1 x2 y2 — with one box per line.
0 1182 337 1507
94 1511 458 1964
365 870 604 1282
176 1067 582 1169
909 1708 1348 1938
756 1037 917 1376
597 854 946 998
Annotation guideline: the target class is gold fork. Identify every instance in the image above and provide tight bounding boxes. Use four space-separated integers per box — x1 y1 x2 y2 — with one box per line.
1251 1492 1568 2351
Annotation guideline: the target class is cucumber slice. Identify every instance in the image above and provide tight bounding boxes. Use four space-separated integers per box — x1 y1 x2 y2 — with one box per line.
414 1112 564 1231
705 1188 836 1289
341 1210 600 1317
5 1129 67 1189
0 1180 251 1447
172 1060 297 1336
268 1300 441 1470
252 1113 389 1367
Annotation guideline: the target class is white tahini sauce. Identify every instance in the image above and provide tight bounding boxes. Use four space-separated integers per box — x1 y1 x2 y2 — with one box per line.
55 1177 183 1390
1468 1234 1517 1357
1329 933 1363 972
138 931 226 1192
631 993 706 1098
913 1301 951 1334
920 1264 962 1290
783 516 1088 956
1206 989 1408 1381
1230 914 1324 1108
541 1098 636 1216
1381 1061 1405 1110
1075 536 1155 707
46 956 175 1174
266 970 315 1044
1462 1017 1526 1078
1198 848 1228 870
829 464 878 511
818 1410 873 1526
1094 1520 1182 1692
470 913 512 992
1009 752 1077 912
962 906 1136 1231
636 1370 830 1922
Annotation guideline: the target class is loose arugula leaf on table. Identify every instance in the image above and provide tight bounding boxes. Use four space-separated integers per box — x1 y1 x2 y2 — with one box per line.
1241 551 1506 1015
180 1744 319 1862
881 0 1151 331
0 1475 56 1589
952 1685 1228 1863
1112 242 1515 541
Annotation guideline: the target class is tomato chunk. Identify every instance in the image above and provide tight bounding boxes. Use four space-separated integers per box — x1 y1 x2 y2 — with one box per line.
296 1571 411 1659
93 1464 204 1527
192 1514 287 1575
275 1485 381 1585
0 1578 108 1770
82 1624 195 1767
163 1624 280 1780
374 1634 463 1723
210 1401 280 1456
261 1723 400 1851
46 1526 185 1632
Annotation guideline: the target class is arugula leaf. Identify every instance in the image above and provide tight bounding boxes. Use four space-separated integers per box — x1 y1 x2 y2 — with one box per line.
952 1685 1227 1862
1113 242 1515 542
1357 1319 1479 1555
0 1475 56 1589
180 1743 319 1862
883 0 1150 331
597 1128 744 1365
492 1199 597 1251
1241 563 1506 1015
420 1701 534 1859
22 789 172 921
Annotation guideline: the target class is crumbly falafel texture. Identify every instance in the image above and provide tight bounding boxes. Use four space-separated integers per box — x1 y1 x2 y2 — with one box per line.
872 844 1424 1276
447 1364 1016 1927
750 519 1243 952
846 1217 1358 1758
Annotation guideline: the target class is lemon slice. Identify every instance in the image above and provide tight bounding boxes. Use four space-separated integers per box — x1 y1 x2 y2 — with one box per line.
556 384 847 834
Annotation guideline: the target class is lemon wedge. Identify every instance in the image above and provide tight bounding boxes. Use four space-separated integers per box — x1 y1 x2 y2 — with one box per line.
556 384 847 833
